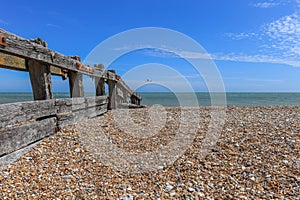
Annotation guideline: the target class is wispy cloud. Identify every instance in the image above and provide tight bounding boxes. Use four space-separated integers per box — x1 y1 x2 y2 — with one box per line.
224 77 283 82
252 2 280 8
112 5 300 68
113 45 300 67
264 13 300 55
144 49 212 59
46 23 61 29
244 78 283 82
225 32 258 40
211 53 300 67
220 1 300 67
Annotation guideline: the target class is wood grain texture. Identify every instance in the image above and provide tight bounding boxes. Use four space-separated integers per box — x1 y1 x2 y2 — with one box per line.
0 28 101 77
0 99 56 129
0 117 56 156
28 59 53 100
57 104 107 129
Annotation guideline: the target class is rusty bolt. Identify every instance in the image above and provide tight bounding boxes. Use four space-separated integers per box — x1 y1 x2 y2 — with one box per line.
0 34 7 47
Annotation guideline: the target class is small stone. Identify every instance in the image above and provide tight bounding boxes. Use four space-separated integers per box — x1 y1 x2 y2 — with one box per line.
74 148 81 153
282 160 289 164
170 192 176 197
188 187 195 192
265 174 271 178
198 192 205 197
166 185 173 191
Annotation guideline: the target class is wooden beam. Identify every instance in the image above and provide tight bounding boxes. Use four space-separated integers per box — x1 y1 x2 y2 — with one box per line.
95 77 106 96
0 99 56 129
0 52 26 71
108 79 117 110
68 71 84 97
27 59 53 100
0 117 56 156
0 28 103 77
131 95 136 104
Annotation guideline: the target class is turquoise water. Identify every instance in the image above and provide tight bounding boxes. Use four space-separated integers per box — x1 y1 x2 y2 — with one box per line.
0 92 300 106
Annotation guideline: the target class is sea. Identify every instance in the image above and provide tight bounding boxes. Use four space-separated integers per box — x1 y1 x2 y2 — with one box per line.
1 92 300 106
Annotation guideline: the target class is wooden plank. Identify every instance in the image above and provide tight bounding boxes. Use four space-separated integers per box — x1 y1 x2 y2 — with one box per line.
28 59 53 100
107 71 116 81
55 96 107 114
0 99 56 129
55 98 72 113
57 103 107 129
0 117 56 156
55 97 85 113
0 141 41 169
0 52 26 71
0 52 67 78
85 96 108 108
0 28 103 77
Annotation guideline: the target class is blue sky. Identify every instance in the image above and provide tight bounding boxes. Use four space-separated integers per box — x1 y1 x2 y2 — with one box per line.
1 0 300 92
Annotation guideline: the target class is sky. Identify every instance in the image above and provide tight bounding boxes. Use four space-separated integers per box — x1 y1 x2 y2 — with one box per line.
1 0 300 92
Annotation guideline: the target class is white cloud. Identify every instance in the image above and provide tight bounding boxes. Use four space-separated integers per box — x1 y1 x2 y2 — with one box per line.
252 2 280 8
113 7 300 68
225 32 258 40
212 53 300 67
264 13 300 55
222 1 300 67
114 45 300 67
46 23 61 28
224 77 283 82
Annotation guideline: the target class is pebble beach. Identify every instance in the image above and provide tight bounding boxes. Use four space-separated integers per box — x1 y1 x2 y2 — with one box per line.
0 106 299 199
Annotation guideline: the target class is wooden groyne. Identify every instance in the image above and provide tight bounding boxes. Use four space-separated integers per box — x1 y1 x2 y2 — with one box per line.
0 28 142 159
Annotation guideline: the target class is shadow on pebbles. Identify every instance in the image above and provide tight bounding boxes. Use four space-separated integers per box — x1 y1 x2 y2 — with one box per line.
0 106 299 199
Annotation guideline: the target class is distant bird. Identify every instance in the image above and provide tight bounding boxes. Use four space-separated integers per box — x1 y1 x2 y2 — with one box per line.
146 79 152 82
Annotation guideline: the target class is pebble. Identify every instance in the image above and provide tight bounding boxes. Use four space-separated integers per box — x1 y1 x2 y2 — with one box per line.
0 106 299 199
166 185 174 191
282 160 289 164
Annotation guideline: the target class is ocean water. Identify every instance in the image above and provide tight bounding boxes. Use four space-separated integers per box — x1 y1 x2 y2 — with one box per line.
0 92 300 106
140 92 300 106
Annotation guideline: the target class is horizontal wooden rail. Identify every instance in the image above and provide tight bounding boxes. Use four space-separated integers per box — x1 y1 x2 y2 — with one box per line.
0 28 141 101
0 96 108 157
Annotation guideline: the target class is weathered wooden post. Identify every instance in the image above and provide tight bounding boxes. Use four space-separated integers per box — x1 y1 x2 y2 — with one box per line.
130 94 136 105
68 71 84 97
95 64 105 96
27 59 53 100
107 70 117 110
137 95 141 105
123 89 128 104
